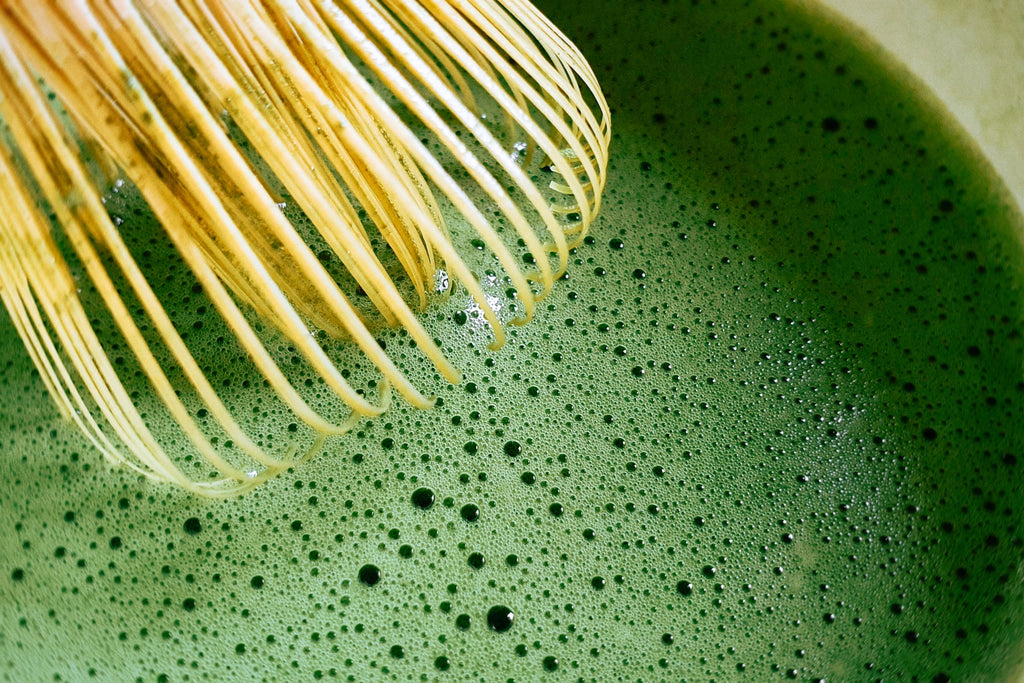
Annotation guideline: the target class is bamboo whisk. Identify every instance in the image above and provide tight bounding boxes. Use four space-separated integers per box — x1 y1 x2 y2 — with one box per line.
0 0 609 496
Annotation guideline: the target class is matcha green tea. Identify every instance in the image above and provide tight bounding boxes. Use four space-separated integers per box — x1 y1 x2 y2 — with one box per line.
3 0 1024 681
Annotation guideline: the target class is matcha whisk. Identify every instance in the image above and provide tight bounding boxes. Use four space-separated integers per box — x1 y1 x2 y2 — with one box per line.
0 0 609 495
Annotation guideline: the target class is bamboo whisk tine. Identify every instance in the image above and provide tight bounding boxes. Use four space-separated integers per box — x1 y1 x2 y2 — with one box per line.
0 0 610 496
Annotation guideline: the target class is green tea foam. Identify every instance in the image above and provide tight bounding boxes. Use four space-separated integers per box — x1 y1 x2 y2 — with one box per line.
2 0 1023 681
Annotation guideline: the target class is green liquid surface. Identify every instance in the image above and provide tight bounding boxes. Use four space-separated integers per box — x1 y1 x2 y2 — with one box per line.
3 1 1024 681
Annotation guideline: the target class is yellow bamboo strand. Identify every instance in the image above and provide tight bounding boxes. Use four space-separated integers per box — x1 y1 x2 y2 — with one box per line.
0 0 610 495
